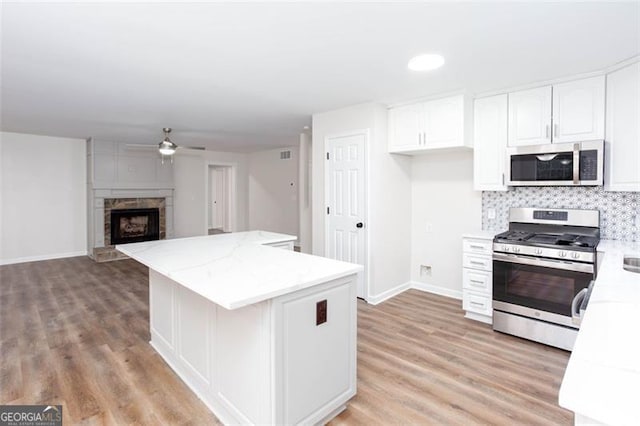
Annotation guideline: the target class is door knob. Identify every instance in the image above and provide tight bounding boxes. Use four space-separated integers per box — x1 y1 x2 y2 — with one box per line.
356 222 364 228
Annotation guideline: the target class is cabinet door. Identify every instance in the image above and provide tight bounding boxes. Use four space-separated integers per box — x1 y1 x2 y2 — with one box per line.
424 95 463 148
508 86 552 146
473 94 508 191
605 62 640 192
388 104 422 152
552 76 605 143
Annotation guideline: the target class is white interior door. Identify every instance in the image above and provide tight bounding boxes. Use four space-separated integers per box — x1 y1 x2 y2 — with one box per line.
215 168 226 230
325 131 367 299
209 167 218 229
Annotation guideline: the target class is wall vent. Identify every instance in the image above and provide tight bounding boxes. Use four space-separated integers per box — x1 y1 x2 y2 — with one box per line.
280 150 291 160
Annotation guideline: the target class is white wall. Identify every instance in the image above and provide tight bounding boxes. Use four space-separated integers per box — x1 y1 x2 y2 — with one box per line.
0 132 87 264
312 103 412 302
173 149 248 238
247 146 299 237
411 150 482 298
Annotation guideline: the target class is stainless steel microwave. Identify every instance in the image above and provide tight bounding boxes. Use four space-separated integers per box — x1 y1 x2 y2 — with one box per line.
506 140 604 186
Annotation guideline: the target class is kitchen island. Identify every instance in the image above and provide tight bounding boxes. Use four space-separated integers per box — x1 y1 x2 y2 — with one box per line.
117 231 362 425
559 239 640 426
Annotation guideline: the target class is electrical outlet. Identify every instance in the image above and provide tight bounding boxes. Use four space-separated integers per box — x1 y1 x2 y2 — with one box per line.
420 265 432 276
425 223 433 233
488 208 496 220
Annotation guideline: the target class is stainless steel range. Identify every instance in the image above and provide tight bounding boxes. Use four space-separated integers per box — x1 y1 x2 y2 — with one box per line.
492 208 599 351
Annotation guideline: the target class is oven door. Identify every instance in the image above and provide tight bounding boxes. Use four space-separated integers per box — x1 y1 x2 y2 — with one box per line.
493 253 595 328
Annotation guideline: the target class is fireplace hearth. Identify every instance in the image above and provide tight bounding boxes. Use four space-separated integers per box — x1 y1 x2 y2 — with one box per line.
110 208 160 245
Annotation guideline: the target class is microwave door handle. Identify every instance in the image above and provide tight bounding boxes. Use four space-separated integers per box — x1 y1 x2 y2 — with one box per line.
571 288 589 325
573 143 580 184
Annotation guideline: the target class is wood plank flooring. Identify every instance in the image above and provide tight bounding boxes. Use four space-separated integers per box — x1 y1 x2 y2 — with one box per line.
0 256 572 425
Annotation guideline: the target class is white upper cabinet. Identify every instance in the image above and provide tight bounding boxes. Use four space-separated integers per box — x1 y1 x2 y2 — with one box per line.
508 86 552 146
423 95 465 149
605 62 640 192
552 76 605 143
508 77 605 147
388 103 423 151
473 94 508 191
388 94 472 154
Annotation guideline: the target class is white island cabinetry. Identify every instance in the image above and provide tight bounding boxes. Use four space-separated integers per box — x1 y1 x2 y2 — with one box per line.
118 231 362 425
462 233 494 324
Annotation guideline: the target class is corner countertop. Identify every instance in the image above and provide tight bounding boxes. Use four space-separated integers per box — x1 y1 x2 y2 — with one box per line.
462 230 499 240
116 230 362 310
559 239 640 425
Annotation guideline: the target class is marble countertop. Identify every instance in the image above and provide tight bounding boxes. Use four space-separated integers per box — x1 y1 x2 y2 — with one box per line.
559 239 640 425
462 230 499 240
117 231 363 310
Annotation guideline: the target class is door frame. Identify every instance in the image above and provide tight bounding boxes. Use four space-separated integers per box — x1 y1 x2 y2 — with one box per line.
204 161 237 234
323 129 370 300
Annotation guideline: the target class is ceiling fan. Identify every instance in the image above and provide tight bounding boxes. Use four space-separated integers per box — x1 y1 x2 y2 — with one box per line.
126 128 205 160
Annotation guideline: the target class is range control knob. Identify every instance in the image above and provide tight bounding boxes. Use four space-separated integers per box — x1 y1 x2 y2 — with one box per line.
558 250 567 258
535 248 543 255
513 246 520 253
571 252 580 259
503 245 510 252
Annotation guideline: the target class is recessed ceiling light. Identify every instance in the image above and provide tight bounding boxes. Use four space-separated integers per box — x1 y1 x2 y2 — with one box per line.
407 54 445 71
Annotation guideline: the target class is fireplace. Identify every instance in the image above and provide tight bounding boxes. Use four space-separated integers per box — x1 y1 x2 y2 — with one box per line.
110 208 160 245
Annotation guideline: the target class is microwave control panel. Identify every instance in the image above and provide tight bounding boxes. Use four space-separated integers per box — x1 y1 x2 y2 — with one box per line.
580 150 599 180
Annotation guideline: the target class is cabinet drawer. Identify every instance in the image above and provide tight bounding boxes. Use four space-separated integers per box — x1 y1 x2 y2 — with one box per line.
463 269 492 294
463 290 492 316
462 238 493 255
462 253 492 271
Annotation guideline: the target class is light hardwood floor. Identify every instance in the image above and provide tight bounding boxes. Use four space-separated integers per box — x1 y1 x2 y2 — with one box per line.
0 256 572 425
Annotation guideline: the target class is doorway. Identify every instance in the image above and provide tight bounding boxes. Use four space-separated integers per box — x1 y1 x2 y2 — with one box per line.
206 164 234 234
324 130 368 299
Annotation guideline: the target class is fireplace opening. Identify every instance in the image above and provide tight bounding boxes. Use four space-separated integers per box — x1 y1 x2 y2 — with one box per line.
110 208 160 245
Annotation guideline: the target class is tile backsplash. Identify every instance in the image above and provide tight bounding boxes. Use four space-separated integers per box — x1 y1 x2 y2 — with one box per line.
482 187 639 242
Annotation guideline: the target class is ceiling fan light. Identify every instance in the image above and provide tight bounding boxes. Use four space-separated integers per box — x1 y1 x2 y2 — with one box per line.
158 138 177 155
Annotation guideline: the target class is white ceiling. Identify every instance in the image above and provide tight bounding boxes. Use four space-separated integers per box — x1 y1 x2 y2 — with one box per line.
1 2 638 152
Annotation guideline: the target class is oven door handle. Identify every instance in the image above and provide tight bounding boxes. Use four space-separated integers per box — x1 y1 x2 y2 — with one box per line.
571 287 589 325
493 252 594 274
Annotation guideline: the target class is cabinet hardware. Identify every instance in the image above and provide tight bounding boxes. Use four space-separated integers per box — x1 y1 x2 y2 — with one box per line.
502 173 505 186
327 207 330 215
326 152 330 160
469 260 485 265
554 123 558 138
470 244 485 249
545 125 550 138
470 301 485 307
470 279 484 285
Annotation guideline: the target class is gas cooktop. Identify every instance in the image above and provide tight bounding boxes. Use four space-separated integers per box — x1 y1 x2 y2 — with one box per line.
494 230 599 250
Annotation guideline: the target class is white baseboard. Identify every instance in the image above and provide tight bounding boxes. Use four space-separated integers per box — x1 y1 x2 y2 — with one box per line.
411 281 463 300
0 250 88 266
366 281 412 305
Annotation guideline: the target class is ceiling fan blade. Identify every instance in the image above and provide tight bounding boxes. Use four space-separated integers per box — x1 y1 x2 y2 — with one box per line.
125 144 157 149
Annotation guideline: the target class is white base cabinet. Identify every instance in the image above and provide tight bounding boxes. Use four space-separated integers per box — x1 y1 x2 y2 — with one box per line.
462 236 493 324
149 269 358 425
